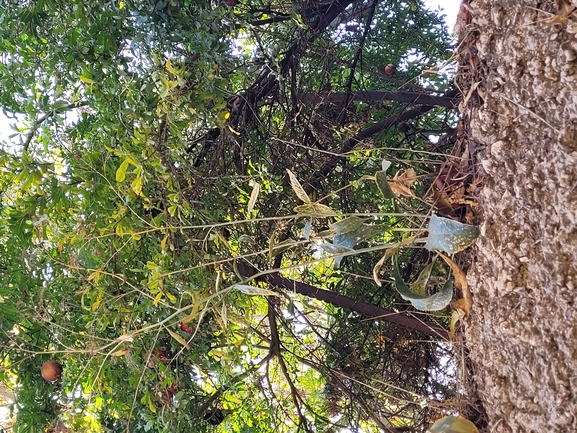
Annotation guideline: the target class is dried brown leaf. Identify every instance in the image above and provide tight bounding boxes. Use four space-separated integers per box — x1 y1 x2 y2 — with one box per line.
438 253 472 316
389 168 417 197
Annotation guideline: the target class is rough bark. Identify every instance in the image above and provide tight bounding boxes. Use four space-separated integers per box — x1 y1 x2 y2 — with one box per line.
458 0 577 431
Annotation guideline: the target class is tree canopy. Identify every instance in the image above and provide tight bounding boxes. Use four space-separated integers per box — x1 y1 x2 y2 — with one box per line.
0 1 469 432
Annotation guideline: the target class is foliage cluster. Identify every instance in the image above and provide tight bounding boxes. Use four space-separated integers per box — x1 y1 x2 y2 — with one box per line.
0 0 466 432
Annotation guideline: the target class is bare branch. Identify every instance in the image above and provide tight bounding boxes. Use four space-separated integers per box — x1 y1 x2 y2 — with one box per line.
298 90 460 109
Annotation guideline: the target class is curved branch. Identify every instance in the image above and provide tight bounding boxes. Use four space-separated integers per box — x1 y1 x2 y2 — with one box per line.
237 263 448 340
22 101 89 152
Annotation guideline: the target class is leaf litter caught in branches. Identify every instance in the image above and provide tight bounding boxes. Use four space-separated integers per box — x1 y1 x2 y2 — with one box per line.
389 167 417 197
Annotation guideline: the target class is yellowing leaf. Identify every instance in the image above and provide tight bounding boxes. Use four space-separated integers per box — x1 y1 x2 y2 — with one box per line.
221 303 227 331
247 182 260 216
91 295 102 311
312 203 336 216
79 74 94 84
116 158 130 182
167 328 190 349
294 202 335 216
146 393 156 413
181 312 199 324
165 291 177 304
228 125 241 136
449 309 461 341
153 292 163 306
438 253 472 316
166 59 182 76
88 270 101 283
372 237 416 286
131 176 143 195
167 204 177 217
111 348 130 357
160 235 168 251
148 278 160 290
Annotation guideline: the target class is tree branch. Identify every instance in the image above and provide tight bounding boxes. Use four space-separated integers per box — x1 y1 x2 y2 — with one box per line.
22 101 89 152
237 263 448 340
337 0 378 125
304 89 459 193
298 90 460 109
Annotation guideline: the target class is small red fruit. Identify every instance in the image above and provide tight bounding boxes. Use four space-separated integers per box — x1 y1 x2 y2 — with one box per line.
41 360 63 382
180 323 191 333
385 64 396 75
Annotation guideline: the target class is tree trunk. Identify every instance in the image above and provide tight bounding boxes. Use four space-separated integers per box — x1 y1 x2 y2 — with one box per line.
458 0 577 431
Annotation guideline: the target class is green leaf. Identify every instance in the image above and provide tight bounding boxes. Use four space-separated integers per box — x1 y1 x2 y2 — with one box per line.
332 224 386 268
429 416 479 433
409 258 436 295
425 215 480 254
331 216 365 235
318 242 354 255
269 237 297 259
52 100 71 112
303 219 312 240
293 202 336 216
333 224 384 248
286 169 311 204
375 170 395 199
233 285 281 297
392 256 453 311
